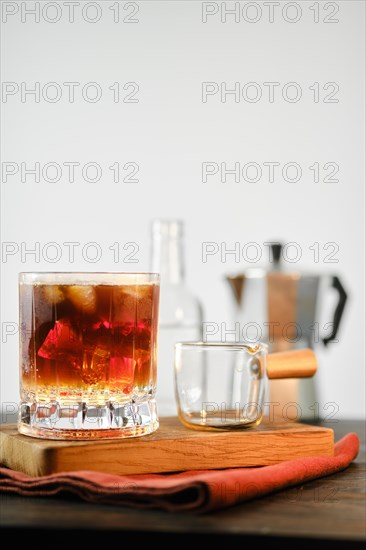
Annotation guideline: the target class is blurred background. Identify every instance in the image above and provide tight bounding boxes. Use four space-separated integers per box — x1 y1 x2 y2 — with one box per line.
1 1 365 418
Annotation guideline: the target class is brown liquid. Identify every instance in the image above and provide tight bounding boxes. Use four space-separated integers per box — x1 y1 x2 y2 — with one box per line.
20 283 159 402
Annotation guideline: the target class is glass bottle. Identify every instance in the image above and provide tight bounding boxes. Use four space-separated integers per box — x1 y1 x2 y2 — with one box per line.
151 220 203 416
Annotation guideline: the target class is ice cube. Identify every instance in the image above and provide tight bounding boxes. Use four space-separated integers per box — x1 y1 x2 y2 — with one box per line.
137 294 153 320
38 320 82 360
113 284 154 321
122 284 153 300
83 321 112 350
80 346 110 384
112 289 135 323
67 285 96 313
42 285 64 304
109 356 134 394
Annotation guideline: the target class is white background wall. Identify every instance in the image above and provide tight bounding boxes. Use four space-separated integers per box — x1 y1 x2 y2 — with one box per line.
1 0 365 419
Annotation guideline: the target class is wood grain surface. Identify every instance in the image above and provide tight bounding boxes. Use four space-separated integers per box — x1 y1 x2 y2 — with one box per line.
0 417 334 477
267 348 318 379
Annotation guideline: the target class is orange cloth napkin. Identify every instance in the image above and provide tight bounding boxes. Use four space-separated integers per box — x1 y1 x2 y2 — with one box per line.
0 433 359 513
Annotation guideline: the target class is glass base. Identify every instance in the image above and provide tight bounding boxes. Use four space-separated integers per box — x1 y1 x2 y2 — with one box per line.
18 398 158 440
178 410 263 430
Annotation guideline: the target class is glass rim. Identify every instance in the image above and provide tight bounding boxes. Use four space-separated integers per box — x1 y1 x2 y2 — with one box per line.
175 341 268 353
18 271 160 275
19 272 160 285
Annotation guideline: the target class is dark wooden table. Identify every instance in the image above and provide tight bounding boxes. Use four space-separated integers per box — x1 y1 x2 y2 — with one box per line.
0 418 365 546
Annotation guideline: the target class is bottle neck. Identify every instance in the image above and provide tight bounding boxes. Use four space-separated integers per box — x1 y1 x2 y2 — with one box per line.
151 235 185 285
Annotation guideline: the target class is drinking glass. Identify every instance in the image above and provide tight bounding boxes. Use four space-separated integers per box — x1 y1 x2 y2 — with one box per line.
175 342 267 429
19 272 160 439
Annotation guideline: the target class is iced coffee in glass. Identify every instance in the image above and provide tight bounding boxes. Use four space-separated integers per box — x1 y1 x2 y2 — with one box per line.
19 272 160 440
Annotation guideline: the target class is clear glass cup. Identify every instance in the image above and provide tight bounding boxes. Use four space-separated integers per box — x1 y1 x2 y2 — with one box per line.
174 342 267 429
19 272 160 440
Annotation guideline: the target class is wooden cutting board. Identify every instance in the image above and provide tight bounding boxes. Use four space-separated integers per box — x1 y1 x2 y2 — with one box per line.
0 418 334 477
